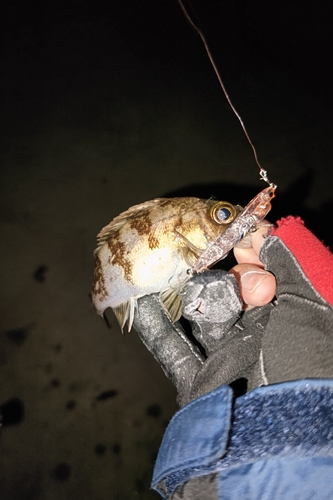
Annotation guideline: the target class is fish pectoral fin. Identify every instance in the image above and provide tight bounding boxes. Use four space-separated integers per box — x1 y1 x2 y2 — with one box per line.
174 229 204 267
113 298 137 333
159 287 183 323
180 246 201 267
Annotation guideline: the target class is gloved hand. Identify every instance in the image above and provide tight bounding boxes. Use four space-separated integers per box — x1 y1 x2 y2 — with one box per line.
133 217 333 407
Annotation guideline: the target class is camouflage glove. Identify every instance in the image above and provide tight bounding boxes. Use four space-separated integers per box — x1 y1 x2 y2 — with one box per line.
133 217 333 407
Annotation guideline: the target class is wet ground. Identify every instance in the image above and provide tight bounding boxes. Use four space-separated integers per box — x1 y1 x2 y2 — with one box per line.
1 1 332 499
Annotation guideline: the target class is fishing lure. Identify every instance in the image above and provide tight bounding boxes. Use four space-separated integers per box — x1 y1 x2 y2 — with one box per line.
178 0 277 274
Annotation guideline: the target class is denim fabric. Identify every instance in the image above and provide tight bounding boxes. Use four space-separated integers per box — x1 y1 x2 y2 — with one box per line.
152 380 333 499
218 457 333 499
153 384 232 484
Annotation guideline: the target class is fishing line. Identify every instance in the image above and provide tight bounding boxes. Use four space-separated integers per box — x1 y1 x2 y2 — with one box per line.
178 0 271 185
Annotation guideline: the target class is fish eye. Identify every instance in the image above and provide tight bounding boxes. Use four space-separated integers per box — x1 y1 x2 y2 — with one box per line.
210 202 237 224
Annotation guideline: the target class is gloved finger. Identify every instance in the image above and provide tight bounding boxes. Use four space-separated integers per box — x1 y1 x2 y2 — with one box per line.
233 220 273 266
182 270 243 353
228 264 276 309
261 217 333 304
133 294 204 406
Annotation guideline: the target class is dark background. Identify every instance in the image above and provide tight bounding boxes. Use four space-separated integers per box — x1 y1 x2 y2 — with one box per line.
1 1 332 499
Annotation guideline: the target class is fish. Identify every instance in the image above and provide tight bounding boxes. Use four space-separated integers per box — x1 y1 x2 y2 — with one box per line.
92 197 242 331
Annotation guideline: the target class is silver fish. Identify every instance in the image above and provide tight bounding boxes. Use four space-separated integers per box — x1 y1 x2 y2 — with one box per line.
92 197 241 331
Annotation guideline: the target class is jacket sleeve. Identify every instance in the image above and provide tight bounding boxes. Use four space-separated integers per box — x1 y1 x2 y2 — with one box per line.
152 380 333 500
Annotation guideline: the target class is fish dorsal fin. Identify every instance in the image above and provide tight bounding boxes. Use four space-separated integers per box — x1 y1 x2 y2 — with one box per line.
159 287 184 323
112 298 137 333
95 199 165 253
